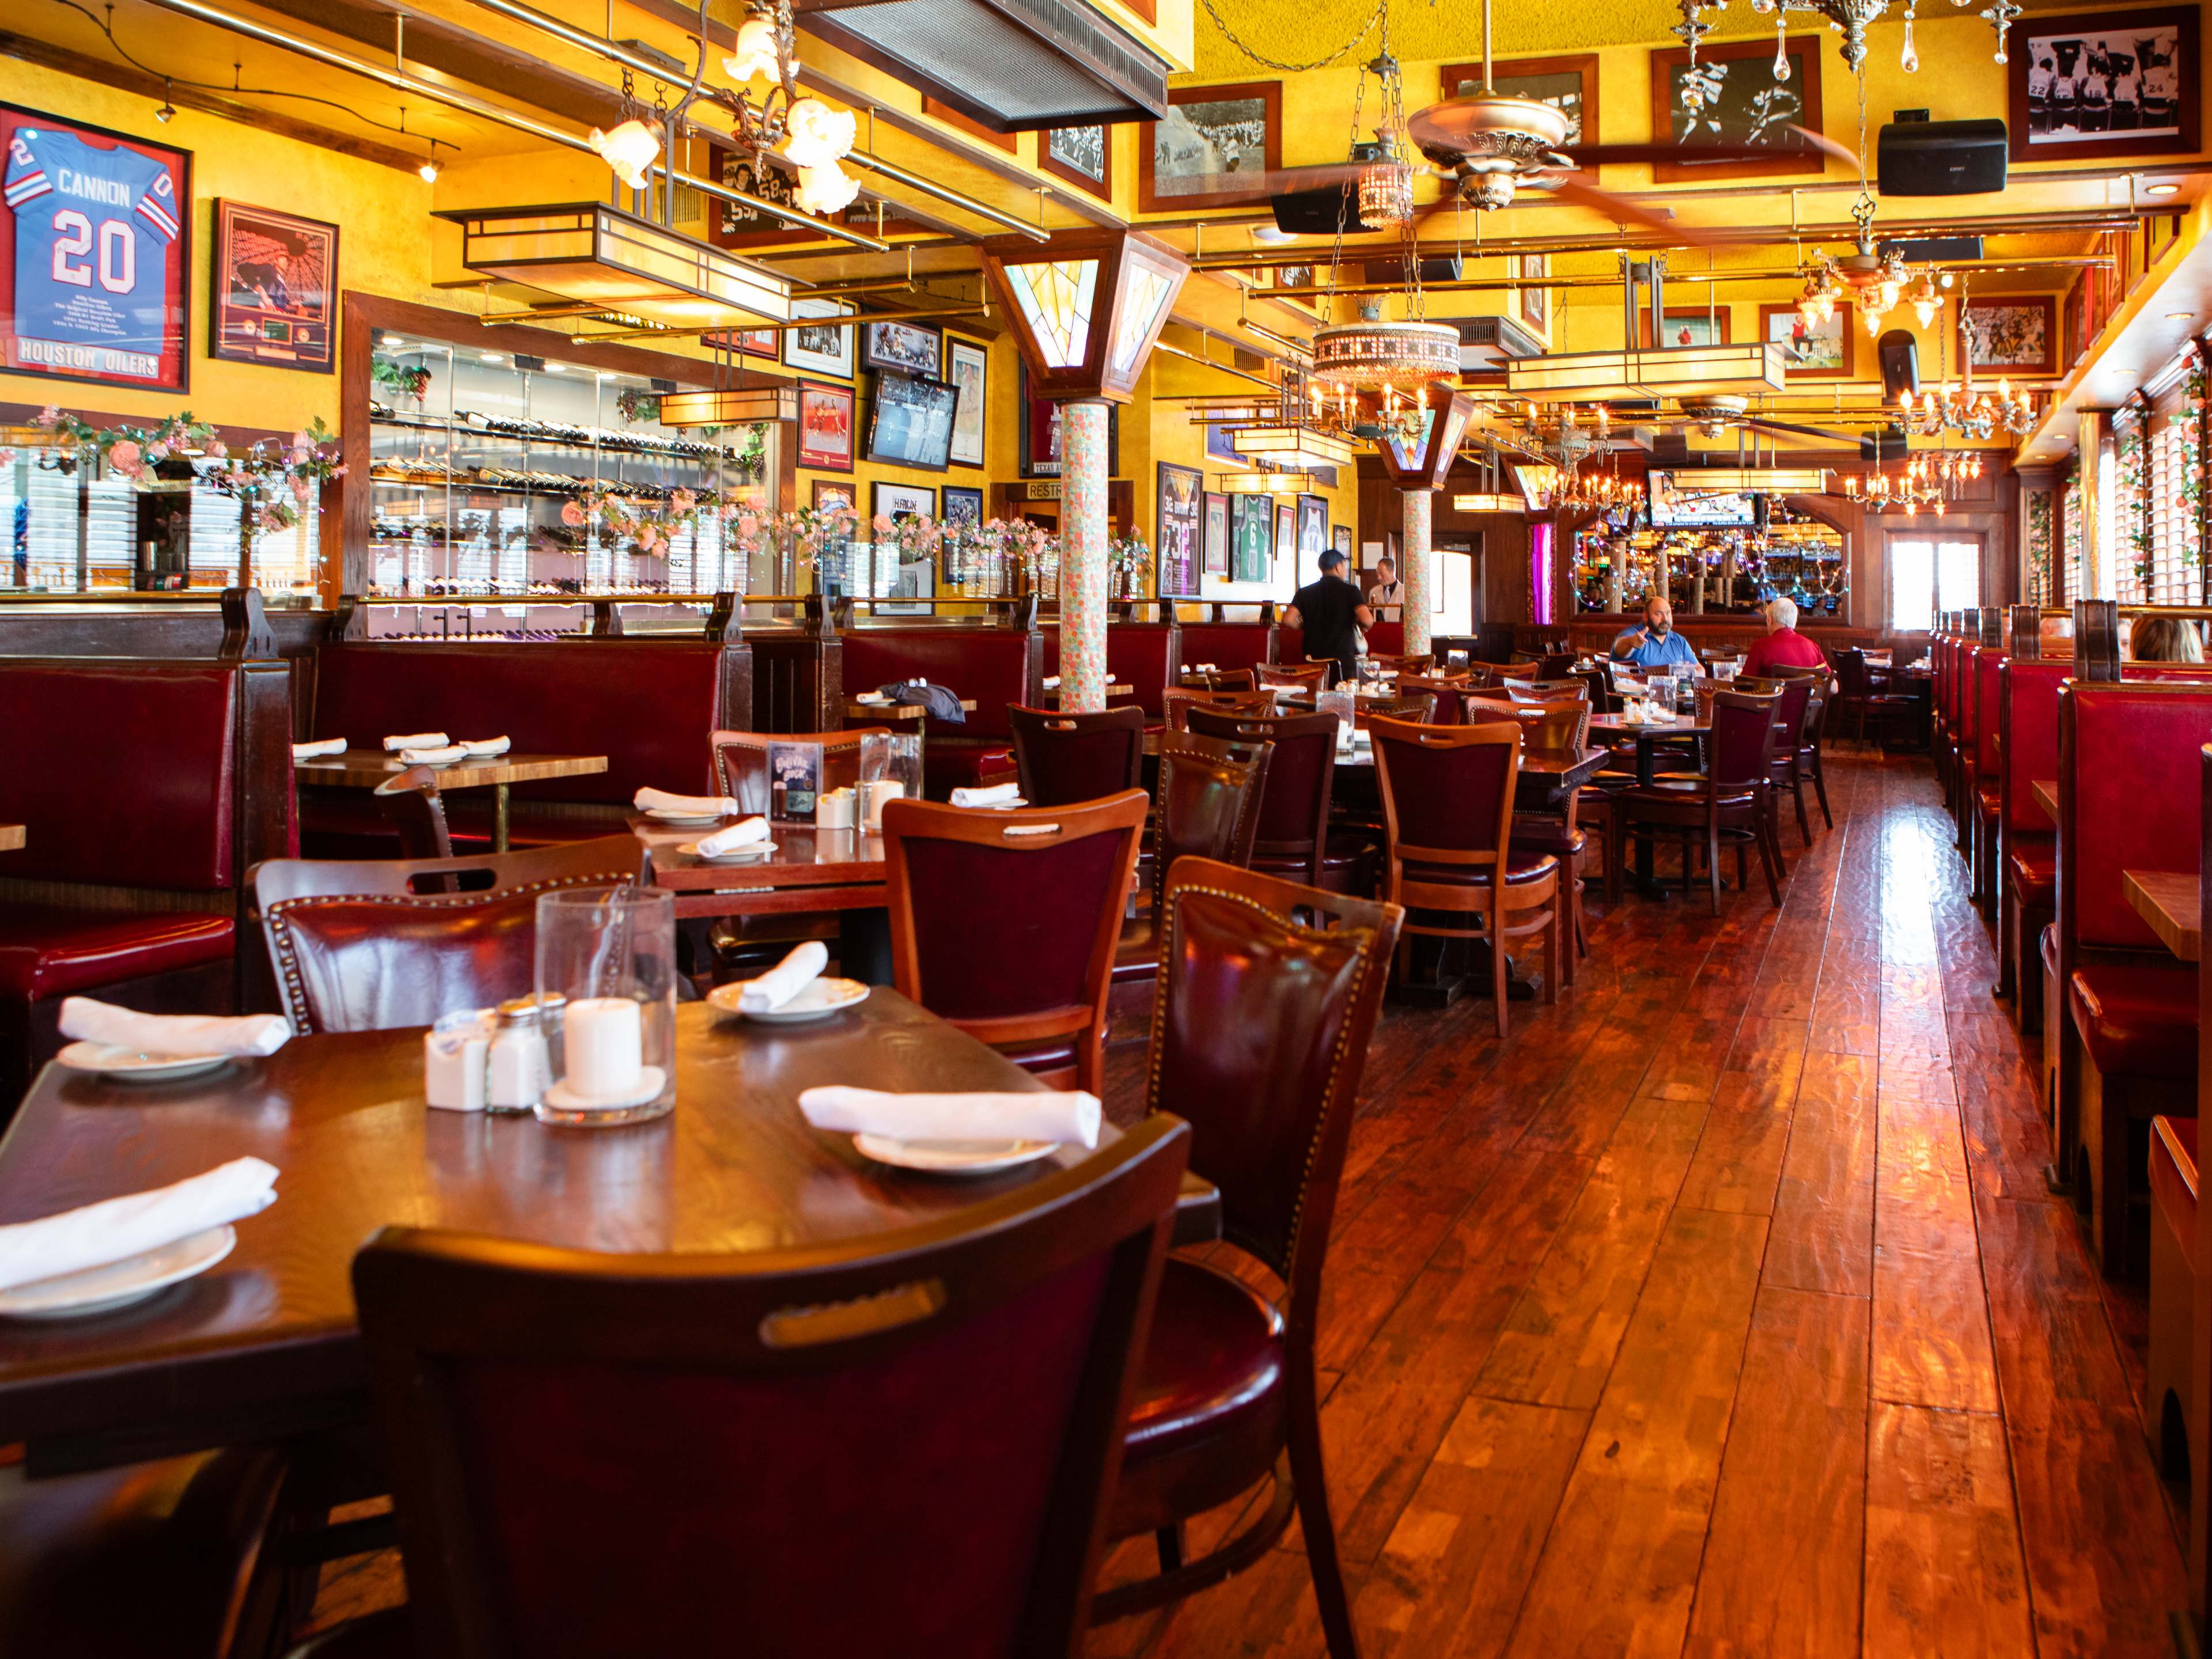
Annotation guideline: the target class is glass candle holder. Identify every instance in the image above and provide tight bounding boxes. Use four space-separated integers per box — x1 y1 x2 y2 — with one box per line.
533 886 676 1127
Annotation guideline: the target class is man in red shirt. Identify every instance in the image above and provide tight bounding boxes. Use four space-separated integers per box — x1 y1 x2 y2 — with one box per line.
1741 596 1828 678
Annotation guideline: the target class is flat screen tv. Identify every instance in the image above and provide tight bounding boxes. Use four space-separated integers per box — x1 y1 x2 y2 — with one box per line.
864 372 959 471
1649 471 1759 529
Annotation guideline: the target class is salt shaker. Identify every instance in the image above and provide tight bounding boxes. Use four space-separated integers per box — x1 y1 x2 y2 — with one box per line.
486 993 562 1113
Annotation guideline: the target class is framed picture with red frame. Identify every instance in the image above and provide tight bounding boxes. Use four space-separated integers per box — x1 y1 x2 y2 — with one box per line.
1 102 190 392
1139 82 1281 213
797 379 854 472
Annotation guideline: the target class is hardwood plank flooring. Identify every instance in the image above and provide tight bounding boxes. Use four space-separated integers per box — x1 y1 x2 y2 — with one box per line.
1112 751 2188 1659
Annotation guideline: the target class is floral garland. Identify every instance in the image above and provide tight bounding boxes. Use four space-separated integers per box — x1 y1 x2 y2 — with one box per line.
2117 418 2152 594
947 516 1056 574
869 512 942 563
2183 354 2207 570
2025 489 2054 605
731 502 858 570
30 407 346 531
560 484 700 556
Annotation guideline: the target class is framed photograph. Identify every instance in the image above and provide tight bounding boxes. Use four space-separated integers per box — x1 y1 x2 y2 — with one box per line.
210 200 335 373
860 318 942 377
1230 495 1272 584
1274 501 1297 572
0 103 190 392
872 480 935 521
1961 296 2060 376
784 297 855 378
1018 361 1119 477
1643 306 1732 347
1650 37 1827 182
1333 525 1354 560
812 479 855 513
946 336 987 468
1140 82 1281 213
1203 490 1230 576
1157 461 1203 598
1040 124 1113 199
1759 302 1854 379
707 149 801 247
941 483 984 526
1519 252 1550 334
705 326 779 359
1444 54 1599 146
1205 422 1244 465
1296 494 1328 562
863 372 959 471
2012 7 2198 161
797 380 855 472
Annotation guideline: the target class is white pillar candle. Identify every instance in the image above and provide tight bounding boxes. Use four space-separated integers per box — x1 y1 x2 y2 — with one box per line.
565 997 643 1099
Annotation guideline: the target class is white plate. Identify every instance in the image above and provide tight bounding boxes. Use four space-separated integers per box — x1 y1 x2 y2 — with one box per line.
541 1065 669 1113
0 1225 235 1320
678 839 777 865
851 1134 1058 1175
855 694 893 706
55 1042 235 1082
645 808 725 825
708 978 869 1022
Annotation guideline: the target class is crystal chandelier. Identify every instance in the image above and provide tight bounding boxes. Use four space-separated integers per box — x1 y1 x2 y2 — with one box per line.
1901 379 2033 438
707 0 858 214
1842 450 1982 513
1675 0 2020 78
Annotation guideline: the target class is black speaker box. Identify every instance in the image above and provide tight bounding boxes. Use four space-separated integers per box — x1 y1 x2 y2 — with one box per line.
1878 234 1985 263
1271 186 1370 236
1877 329 1921 402
1362 255 1464 285
1861 424 1910 463
1877 119 2008 196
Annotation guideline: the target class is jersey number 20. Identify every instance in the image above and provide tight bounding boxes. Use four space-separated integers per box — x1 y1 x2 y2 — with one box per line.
50 211 134 295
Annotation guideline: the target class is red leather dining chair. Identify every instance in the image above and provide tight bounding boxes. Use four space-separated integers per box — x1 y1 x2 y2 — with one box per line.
1369 716 1563 1037
326 1117 1191 1659
1608 687 1785 915
880 791 1147 1094
1111 730 1273 990
1186 706 1375 895
1007 705 1146 806
1740 675 1824 846
1092 859 1402 1659
253 836 641 1034
1398 673 1468 724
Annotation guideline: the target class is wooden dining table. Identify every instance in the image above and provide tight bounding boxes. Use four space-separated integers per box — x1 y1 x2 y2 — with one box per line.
636 816 895 982
2124 869 2201 961
842 698 977 725
0 825 22 851
0 995 1217 1474
294 750 609 854
2033 778 2062 822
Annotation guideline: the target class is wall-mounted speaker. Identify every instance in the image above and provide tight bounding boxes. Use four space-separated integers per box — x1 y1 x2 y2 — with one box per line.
1861 424 1910 463
1877 329 1921 402
1877 118 2008 196
1271 186 1369 236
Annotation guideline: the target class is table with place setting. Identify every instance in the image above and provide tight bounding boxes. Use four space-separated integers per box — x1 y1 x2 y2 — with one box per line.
0 992 1221 1474
293 745 609 854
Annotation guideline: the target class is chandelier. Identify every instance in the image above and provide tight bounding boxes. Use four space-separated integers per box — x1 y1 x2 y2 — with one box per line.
708 0 859 215
1902 379 2033 438
1516 458 1646 515
1675 0 2020 79
1842 450 1982 513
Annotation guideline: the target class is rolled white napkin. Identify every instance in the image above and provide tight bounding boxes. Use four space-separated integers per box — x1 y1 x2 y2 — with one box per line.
696 816 770 856
291 737 346 760
60 997 290 1059
635 786 741 816
1043 675 1062 689
384 732 448 752
400 744 468 764
460 736 510 757
739 940 827 1013
0 1157 278 1292
799 1086 1101 1149
950 783 1021 808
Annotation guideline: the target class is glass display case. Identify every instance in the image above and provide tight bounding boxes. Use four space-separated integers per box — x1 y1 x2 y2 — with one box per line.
367 331 775 600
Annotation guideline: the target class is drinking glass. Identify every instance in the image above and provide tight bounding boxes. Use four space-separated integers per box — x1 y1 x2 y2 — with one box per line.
1646 674 1677 714
1318 686 1355 736
858 732 923 830
533 887 677 1127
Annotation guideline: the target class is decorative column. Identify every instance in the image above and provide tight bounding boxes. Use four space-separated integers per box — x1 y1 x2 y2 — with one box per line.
1060 400 1111 711
2078 408 2109 599
1400 488 1431 657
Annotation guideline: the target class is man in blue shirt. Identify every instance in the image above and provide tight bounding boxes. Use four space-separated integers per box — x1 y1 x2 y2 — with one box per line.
1616 594 1700 672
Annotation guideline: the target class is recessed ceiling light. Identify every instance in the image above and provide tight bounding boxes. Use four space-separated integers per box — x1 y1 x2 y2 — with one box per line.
2170 312 2195 323
2148 182 2181 196
381 335 405 347
1251 225 1299 245
481 353 505 364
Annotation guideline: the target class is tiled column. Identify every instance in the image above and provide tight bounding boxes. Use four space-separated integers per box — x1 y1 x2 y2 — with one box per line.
1401 487 1432 657
1060 400 1109 711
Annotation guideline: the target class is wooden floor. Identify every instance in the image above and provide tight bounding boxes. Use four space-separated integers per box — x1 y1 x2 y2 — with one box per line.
1094 749 2189 1659
308 751 2187 1654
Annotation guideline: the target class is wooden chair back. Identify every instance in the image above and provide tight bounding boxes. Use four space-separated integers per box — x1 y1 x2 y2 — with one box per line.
1399 675 1468 724
1184 706 1340 887
1198 668 1256 692
711 729 881 815
1007 706 1147 806
1367 718 1522 885
1257 662 1331 695
1150 731 1274 908
374 766 454 862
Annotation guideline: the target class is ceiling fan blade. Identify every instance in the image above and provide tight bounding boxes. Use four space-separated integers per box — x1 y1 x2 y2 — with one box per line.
1544 176 1736 248
1741 417 1859 444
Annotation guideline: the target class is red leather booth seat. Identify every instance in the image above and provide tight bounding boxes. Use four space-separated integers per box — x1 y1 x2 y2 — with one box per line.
1279 619 1407 665
839 626 1039 795
1041 623 1183 718
308 641 745 847
2009 836 2055 910
1175 620 1277 678
0 660 291 1100
2070 962 2198 1077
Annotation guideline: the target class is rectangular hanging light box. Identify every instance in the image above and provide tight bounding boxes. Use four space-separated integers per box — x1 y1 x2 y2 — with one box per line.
1215 469 1316 495
1450 493 1525 514
656 384 802 428
1675 467 1829 493
1232 425 1361 469
453 203 794 328
1506 343 1786 402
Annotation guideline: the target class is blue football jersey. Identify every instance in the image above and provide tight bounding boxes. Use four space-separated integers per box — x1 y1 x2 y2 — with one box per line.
5 126 180 380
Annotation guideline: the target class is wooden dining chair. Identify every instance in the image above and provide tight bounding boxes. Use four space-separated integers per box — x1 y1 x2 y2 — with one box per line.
373 765 454 862
1092 859 1402 1659
1007 705 1146 806
710 728 880 815
1608 688 1786 915
1197 667 1257 692
1365 652 1433 677
1369 717 1563 1036
1740 675 1827 844
253 835 641 1034
880 790 1147 1093
1111 730 1274 989
1186 706 1375 894
1510 703 1594 973
336 1117 1191 1659
1352 692 1437 726
1259 662 1332 695
1399 673 1469 724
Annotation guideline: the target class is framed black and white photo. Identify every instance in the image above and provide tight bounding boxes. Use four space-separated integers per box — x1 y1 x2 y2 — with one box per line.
860 318 942 377
1041 124 1113 198
1961 296 2059 376
1157 462 1203 598
1650 36 1826 181
2011 7 2198 160
941 484 984 526
946 337 987 468
1203 491 1230 576
783 297 854 378
864 373 959 471
1141 82 1281 212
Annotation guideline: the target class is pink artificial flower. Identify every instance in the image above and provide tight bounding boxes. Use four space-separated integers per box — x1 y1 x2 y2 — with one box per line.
638 525 662 554
204 438 228 460
560 500 588 528
147 441 169 463
35 405 59 427
736 511 759 537
671 488 696 514
872 514 895 536
291 475 313 503
106 439 143 480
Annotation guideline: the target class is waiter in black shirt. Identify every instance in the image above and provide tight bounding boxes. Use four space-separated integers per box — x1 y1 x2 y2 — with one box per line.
1285 548 1375 687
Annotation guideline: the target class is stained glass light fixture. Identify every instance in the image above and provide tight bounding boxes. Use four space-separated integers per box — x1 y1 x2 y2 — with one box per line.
1002 260 1100 367
981 229 1191 402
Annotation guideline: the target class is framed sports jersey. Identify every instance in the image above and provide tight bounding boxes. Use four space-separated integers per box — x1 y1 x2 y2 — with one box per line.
1 104 190 392
211 199 335 373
